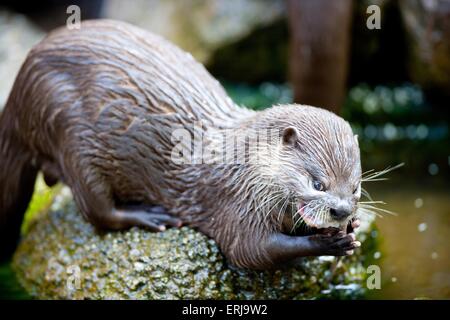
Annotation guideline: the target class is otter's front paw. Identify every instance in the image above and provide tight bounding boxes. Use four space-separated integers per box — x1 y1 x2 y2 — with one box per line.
347 218 361 234
309 231 361 256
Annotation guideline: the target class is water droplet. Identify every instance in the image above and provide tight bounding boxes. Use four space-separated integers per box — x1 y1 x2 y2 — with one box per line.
406 125 416 139
418 222 427 232
373 251 381 259
416 124 429 139
428 163 439 175
364 125 377 139
350 87 366 102
363 95 378 114
414 198 423 208
394 88 409 105
391 277 397 283
431 252 438 260
383 123 397 140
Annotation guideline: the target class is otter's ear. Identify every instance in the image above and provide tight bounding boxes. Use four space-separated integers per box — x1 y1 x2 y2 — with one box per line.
354 134 359 147
282 126 299 146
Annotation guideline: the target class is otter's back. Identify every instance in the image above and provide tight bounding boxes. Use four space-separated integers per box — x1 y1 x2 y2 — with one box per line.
7 19 247 153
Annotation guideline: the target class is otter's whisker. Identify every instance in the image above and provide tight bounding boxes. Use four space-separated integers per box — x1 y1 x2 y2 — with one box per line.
265 196 285 219
292 203 308 232
257 191 283 214
321 206 328 225
361 163 404 182
279 195 291 220
357 207 383 219
295 218 309 234
362 177 387 183
358 201 386 204
293 200 309 218
310 202 324 227
361 187 373 201
358 204 397 216
314 205 323 226
361 168 375 177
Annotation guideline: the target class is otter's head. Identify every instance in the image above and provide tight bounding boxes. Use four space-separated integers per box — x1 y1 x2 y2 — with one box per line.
261 105 362 231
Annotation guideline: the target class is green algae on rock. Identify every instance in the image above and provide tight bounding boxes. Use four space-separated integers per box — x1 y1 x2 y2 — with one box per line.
13 188 375 299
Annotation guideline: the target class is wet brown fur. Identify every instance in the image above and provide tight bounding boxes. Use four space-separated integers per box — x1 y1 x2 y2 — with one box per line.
0 20 360 269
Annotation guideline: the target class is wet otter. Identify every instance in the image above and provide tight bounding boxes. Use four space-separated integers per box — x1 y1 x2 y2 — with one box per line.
0 20 361 269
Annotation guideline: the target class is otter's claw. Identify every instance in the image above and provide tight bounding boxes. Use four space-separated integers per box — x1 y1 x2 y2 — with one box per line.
347 218 361 234
310 231 360 256
113 205 182 231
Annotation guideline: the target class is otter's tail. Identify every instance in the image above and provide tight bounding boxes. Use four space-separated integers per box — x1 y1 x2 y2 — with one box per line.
0 119 37 261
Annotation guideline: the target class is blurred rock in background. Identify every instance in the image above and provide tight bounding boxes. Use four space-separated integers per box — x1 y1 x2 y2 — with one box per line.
103 0 285 63
1 0 449 110
0 11 44 110
0 0 103 110
400 0 450 107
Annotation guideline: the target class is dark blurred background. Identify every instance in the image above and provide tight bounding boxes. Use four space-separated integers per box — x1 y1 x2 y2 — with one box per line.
0 0 448 299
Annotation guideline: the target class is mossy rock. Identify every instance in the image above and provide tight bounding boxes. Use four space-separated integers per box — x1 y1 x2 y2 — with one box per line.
13 188 375 299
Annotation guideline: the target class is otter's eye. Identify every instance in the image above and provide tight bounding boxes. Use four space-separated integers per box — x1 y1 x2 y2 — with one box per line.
313 180 325 191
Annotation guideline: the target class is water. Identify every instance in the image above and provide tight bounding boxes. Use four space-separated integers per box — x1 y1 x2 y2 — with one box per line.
365 182 450 299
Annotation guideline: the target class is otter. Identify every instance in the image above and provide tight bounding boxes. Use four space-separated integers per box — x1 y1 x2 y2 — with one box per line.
0 20 361 269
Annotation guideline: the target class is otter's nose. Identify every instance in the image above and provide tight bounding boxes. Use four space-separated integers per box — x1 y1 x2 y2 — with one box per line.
330 208 351 220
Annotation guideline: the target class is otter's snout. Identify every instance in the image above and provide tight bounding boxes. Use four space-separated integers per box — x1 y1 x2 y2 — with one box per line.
329 208 351 220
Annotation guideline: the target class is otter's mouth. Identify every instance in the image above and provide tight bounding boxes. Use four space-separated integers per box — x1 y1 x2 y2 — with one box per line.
279 199 350 236
295 201 345 230
297 202 320 228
